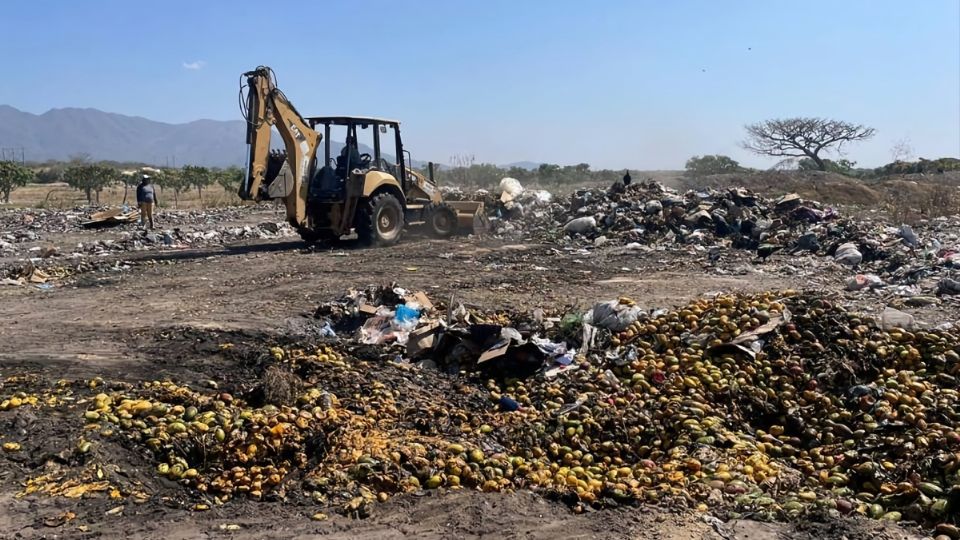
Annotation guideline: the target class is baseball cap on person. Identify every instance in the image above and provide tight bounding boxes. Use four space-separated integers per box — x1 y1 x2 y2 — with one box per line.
142 174 151 180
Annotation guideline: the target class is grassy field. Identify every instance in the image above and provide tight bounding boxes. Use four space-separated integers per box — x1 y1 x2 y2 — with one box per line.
3 173 685 210
4 182 245 209
7 171 958 223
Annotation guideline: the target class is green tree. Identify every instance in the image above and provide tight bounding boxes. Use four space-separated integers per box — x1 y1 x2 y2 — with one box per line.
537 163 561 176
119 172 139 205
798 157 857 175
504 166 533 183
155 168 189 208
63 163 119 204
743 117 875 171
181 165 213 204
215 166 244 193
684 155 743 176
35 165 65 184
0 160 34 203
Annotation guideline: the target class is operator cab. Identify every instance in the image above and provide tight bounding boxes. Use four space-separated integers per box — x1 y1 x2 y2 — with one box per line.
306 116 410 201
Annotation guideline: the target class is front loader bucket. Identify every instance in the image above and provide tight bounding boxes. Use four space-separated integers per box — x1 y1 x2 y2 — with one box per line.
445 201 489 234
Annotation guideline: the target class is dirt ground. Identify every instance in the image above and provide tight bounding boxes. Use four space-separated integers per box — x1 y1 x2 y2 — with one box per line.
0 208 938 539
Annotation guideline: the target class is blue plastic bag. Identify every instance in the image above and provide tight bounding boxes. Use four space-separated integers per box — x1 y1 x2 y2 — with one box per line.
395 304 420 324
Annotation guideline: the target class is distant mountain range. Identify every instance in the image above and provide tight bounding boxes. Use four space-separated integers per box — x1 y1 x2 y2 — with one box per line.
0 105 249 167
0 105 545 170
0 105 415 168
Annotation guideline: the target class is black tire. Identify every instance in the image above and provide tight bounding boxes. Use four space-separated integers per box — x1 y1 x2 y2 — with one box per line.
423 202 458 238
357 192 404 246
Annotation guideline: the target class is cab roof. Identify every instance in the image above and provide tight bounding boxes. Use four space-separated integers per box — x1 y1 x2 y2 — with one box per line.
306 116 400 126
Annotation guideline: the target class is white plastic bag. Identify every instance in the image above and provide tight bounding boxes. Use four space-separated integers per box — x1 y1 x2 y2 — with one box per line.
834 243 862 266
881 307 915 331
499 177 524 203
584 300 641 332
526 189 553 205
899 225 919 248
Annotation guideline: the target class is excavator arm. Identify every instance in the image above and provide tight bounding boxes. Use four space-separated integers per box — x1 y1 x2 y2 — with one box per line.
238 66 321 226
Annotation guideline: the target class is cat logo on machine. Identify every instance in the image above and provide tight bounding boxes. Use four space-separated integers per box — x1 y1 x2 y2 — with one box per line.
288 122 306 142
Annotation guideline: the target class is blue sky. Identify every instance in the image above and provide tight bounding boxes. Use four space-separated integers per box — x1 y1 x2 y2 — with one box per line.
2 0 958 169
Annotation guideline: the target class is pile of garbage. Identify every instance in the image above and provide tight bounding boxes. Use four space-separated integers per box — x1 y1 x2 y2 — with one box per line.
321 284 960 529
1 206 272 234
4 222 295 259
148 206 270 228
102 221 296 251
0 208 85 236
3 285 960 533
2 259 131 288
0 209 82 256
472 179 960 301
0 261 69 287
313 284 580 377
440 186 499 212
835 216 960 300
0 206 289 261
0 219 293 287
29 287 947 533
481 179 844 249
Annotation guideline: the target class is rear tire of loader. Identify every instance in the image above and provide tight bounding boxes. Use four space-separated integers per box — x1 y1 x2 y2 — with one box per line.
357 192 404 246
423 202 458 238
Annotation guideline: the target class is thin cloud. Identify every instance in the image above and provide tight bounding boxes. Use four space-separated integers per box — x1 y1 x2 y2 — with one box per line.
182 60 206 71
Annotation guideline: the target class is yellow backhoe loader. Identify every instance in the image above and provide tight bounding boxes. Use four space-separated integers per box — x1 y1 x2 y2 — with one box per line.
237 66 486 245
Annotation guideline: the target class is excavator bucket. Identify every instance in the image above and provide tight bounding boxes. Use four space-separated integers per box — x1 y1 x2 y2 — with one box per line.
444 200 489 234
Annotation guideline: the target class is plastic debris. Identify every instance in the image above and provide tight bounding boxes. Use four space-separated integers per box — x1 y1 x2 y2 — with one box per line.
899 224 919 248
880 306 915 330
938 277 960 295
834 243 863 266
563 216 597 235
584 298 641 332
499 177 524 203
497 395 520 412
845 274 884 291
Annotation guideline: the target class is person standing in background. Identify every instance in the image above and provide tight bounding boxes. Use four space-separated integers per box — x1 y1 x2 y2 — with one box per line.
137 174 158 229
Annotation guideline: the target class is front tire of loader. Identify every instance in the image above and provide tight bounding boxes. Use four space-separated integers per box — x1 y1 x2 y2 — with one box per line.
357 192 404 246
424 202 458 238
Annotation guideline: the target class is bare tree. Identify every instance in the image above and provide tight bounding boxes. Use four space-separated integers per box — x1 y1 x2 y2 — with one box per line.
890 138 914 163
742 118 875 171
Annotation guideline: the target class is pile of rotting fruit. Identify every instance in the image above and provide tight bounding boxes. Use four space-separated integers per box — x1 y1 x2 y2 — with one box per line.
9 291 958 534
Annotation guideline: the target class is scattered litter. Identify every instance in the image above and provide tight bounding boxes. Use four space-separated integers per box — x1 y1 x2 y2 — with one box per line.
845 274 884 291
899 224 919 248
584 298 641 332
834 243 862 266
880 306 915 330
563 216 597 235
497 395 520 412
938 277 960 295
82 207 140 228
